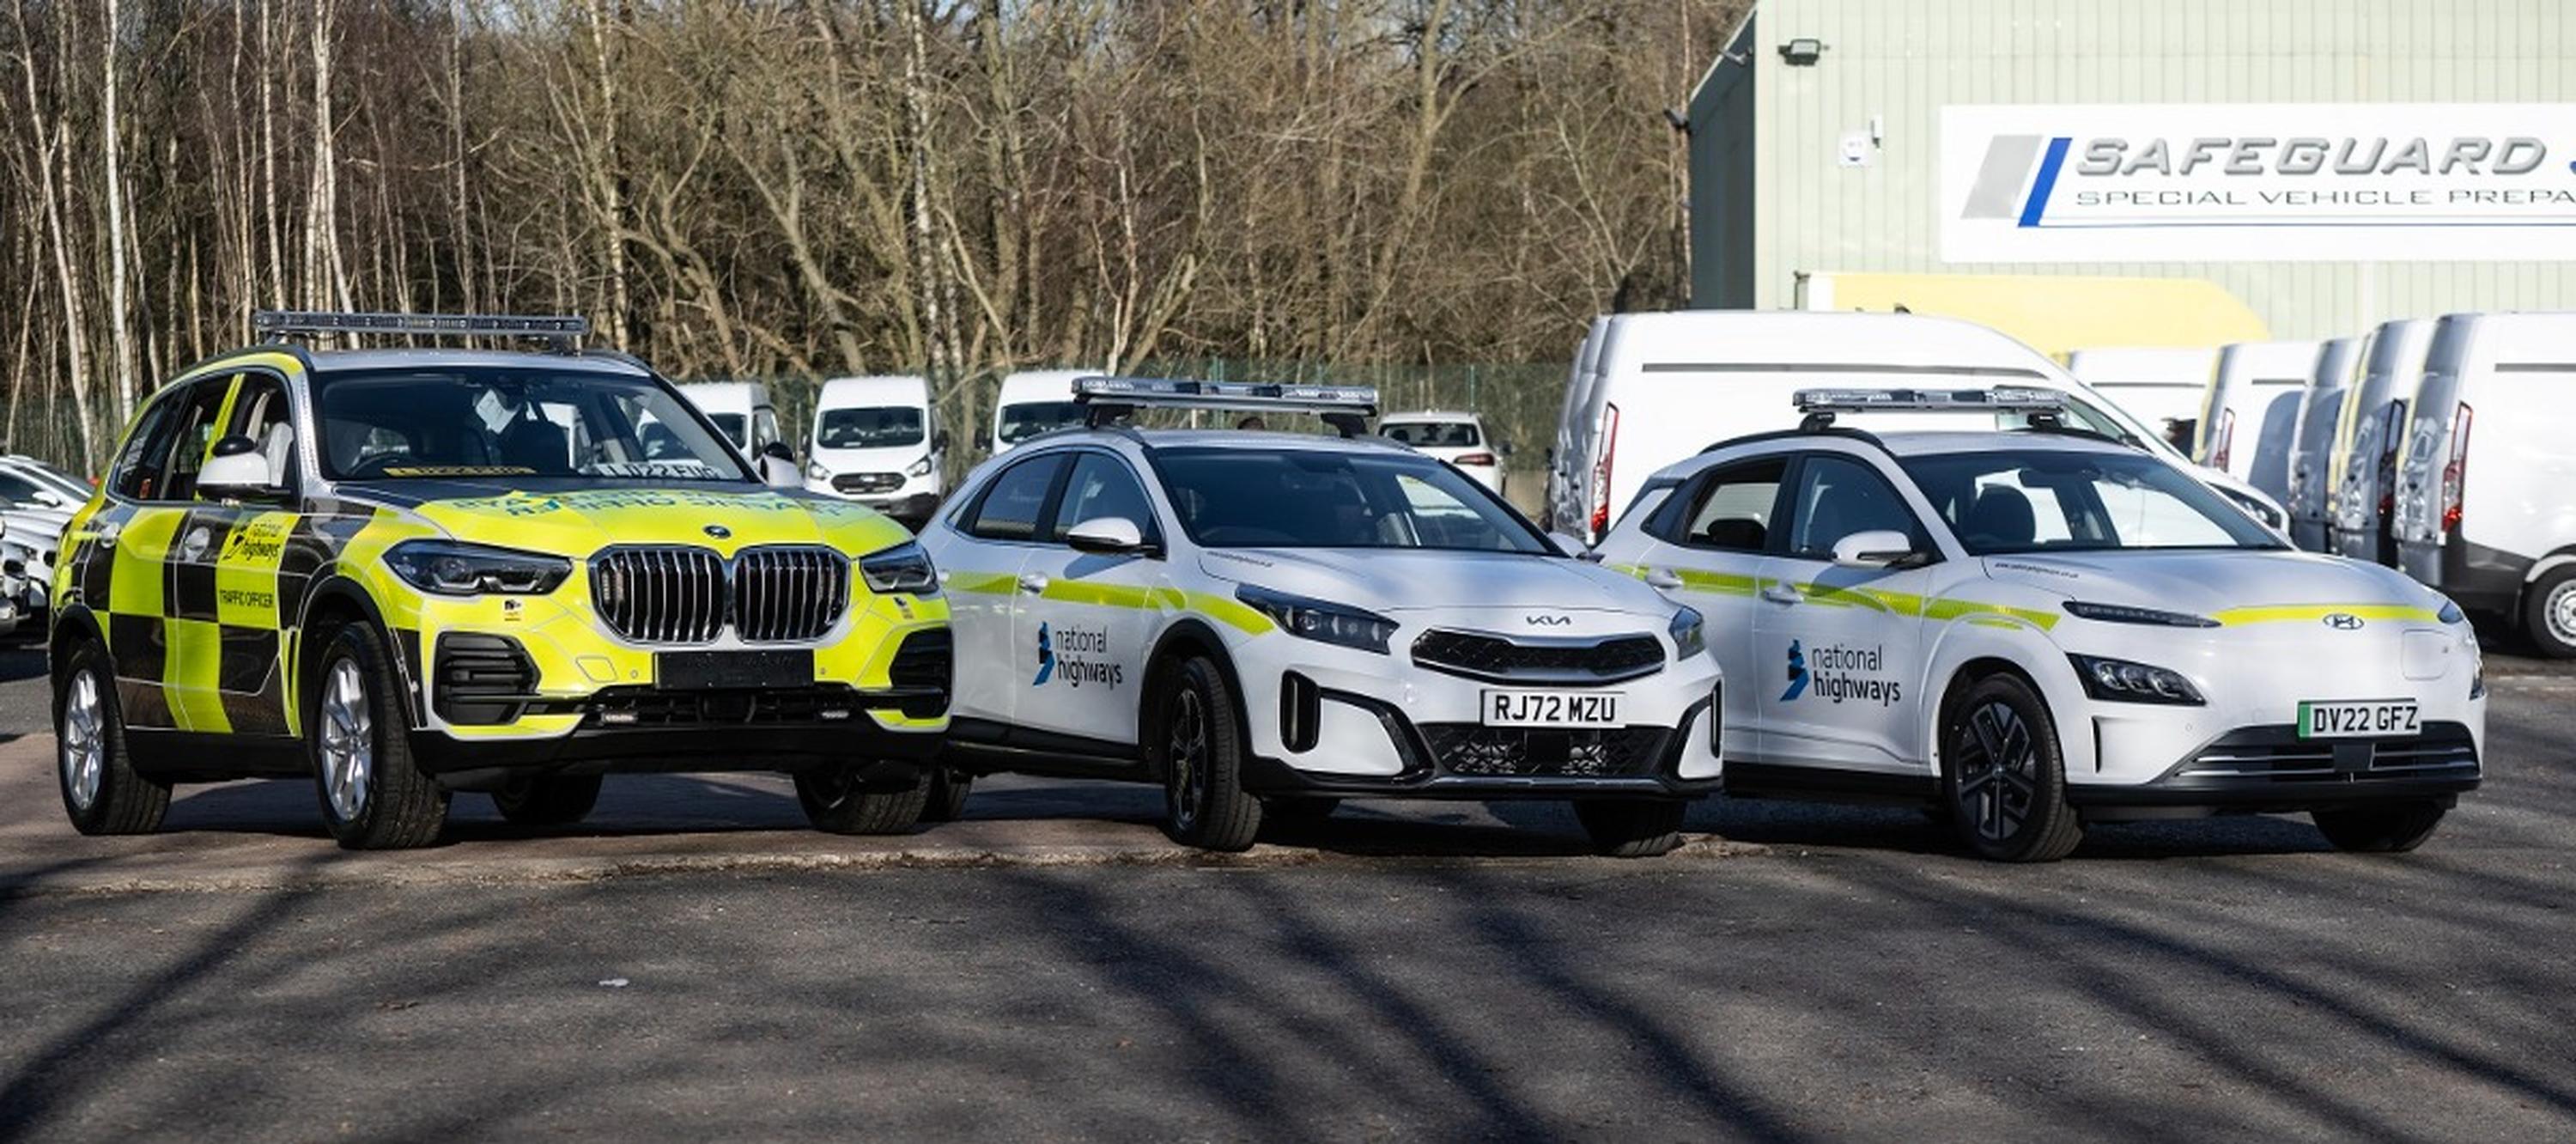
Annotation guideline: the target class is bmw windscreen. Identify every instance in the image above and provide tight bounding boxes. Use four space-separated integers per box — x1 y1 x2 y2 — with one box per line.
1898 449 2283 554
1150 447 1546 552
315 368 757 485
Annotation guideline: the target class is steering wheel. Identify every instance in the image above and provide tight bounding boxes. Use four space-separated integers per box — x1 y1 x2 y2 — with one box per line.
344 453 416 479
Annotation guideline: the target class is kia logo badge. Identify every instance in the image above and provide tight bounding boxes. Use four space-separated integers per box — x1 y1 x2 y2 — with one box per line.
1527 614 1571 627
703 524 732 540
2323 612 2363 630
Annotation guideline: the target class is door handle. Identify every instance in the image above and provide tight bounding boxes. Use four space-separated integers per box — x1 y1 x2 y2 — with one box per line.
1017 573 1050 594
1760 582 1804 605
1644 569 1684 590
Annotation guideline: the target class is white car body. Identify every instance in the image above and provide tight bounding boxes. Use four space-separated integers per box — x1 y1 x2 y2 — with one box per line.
1379 410 1507 495
1556 312 2287 545
677 380 796 486
2196 339 2323 502
1593 416 2482 855
805 374 945 523
2392 311 2576 654
990 369 1097 455
0 456 88 514
1547 318 1611 534
2330 319 2438 565
922 427 1723 829
2063 346 2218 449
2285 337 2367 552
0 508 61 614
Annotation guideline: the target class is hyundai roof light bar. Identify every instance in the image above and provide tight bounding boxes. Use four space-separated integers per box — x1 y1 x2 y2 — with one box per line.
1072 376 1381 436
252 310 591 350
1794 386 2068 430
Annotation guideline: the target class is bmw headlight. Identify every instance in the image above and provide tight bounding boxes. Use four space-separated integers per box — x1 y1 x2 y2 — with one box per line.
2063 600 2220 628
907 455 935 478
1668 605 1706 660
2068 654 2205 706
858 540 939 594
386 539 571 596
1236 585 1395 654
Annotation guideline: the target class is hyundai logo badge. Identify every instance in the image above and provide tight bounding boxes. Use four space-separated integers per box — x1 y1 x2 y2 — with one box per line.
704 524 732 540
2323 612 2364 630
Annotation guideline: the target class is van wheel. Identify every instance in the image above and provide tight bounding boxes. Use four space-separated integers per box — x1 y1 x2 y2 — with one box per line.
2523 567 2576 659
1574 799 1686 857
1941 673 2084 862
2313 800 2449 853
1156 656 1261 851
312 624 450 849
493 775 604 828
57 642 169 835
796 764 929 834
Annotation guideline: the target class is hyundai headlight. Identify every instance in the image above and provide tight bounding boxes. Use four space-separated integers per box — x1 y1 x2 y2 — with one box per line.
386 540 570 596
858 540 939 594
2063 600 2220 628
1236 585 1395 654
1668 605 1706 660
2068 654 2205 706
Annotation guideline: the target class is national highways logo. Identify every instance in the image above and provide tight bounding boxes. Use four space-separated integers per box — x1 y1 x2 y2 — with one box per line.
1032 622 1123 691
1780 640 1903 708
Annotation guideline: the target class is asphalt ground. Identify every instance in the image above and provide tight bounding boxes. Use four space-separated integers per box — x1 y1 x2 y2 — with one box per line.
1 636 2573 1139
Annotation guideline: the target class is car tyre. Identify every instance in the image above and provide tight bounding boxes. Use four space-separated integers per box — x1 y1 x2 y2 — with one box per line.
2313 800 2449 853
1157 656 1261 851
1941 673 2083 862
312 624 450 850
492 774 604 828
796 764 930 835
919 767 974 824
1573 798 1686 857
56 641 169 835
2522 566 2576 659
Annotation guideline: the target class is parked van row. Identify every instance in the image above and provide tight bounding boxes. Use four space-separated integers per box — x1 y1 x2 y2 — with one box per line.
2067 312 2576 657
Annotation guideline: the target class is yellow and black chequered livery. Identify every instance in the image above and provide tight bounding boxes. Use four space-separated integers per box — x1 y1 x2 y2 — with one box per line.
48 315 952 849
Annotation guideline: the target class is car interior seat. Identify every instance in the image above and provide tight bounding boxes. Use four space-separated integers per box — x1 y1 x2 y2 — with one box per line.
1962 486 2038 550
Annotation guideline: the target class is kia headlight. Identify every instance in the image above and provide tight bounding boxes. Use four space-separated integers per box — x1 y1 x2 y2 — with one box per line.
2068 654 2205 706
1236 585 1395 654
858 540 939 594
1668 605 1706 660
386 539 571 596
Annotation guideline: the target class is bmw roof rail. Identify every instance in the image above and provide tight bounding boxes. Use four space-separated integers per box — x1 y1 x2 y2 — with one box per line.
252 310 590 352
1791 386 2068 431
1072 376 1380 438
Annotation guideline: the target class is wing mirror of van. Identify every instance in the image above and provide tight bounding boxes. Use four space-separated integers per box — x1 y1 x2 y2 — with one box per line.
933 429 951 453
198 435 289 503
1065 516 1159 558
1830 530 1920 569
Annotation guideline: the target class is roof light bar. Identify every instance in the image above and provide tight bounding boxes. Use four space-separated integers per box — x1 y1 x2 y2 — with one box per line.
1793 386 2067 414
252 310 590 345
1072 376 1380 435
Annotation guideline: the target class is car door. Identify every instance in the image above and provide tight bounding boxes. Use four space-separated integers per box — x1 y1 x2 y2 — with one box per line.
1753 453 1937 776
200 368 306 737
1010 450 1170 748
1614 455 1787 763
931 452 1071 729
108 374 236 731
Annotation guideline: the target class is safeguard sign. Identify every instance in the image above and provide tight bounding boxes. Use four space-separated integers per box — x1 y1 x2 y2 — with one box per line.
1940 104 2576 263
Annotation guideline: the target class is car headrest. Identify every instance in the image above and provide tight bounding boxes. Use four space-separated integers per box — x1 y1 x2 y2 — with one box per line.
1964 486 2038 548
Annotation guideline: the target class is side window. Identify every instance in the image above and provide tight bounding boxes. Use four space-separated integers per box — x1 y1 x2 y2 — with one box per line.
225 372 297 491
965 454 1068 542
108 391 188 500
1658 458 1787 553
1046 453 1157 542
130 376 234 503
1783 455 1923 560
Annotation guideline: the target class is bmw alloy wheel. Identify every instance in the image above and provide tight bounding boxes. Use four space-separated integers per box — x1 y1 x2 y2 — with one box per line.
320 657 374 821
60 669 105 812
1953 699 2036 844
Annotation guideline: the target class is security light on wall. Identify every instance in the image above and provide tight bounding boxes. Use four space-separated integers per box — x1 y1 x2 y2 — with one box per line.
1778 38 1824 65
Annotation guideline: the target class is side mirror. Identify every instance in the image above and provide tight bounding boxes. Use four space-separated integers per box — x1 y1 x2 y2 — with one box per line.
761 440 795 462
1065 516 1158 557
933 429 951 453
200 435 286 502
1547 532 1601 561
1830 529 1918 569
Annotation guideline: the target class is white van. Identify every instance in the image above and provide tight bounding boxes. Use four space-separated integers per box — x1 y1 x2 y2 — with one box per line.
2391 312 2576 655
990 369 1096 454
2330 319 2439 565
1547 318 1610 534
677 380 797 484
2196 340 2322 503
1557 311 2287 545
806 374 945 525
2284 336 2366 552
2063 346 2218 453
